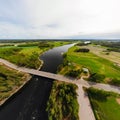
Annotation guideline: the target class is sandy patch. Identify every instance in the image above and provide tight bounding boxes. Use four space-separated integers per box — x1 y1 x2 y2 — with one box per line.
116 98 120 105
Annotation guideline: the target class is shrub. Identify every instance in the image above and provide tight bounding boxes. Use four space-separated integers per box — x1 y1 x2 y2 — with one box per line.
46 82 79 120
38 42 54 48
89 73 105 82
108 78 120 86
66 69 81 78
87 87 111 101
74 48 90 52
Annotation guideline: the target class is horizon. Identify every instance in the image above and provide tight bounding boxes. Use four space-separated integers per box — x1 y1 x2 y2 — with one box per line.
0 0 120 39
0 38 120 41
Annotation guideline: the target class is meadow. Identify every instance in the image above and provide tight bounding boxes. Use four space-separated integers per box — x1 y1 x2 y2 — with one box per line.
0 41 70 69
87 87 120 120
59 46 120 85
0 41 71 104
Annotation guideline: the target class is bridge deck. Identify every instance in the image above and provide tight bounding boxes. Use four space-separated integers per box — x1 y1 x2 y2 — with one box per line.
0 58 120 94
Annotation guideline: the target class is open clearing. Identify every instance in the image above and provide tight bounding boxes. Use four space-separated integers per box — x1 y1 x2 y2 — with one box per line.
64 46 120 83
84 45 120 66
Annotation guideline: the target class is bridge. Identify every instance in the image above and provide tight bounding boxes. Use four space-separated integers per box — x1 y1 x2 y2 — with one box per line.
1 58 120 120
0 58 120 94
0 58 75 84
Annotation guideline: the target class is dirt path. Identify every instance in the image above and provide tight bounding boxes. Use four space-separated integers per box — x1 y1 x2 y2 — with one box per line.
77 84 96 120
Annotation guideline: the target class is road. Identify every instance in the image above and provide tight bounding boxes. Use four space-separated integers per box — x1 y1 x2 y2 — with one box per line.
0 58 120 120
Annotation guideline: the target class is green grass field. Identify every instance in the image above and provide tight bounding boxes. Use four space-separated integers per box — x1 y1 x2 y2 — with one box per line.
0 64 28 102
87 88 120 120
0 41 70 69
60 46 120 84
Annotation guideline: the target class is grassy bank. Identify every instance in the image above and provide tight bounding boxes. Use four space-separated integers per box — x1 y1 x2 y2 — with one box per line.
0 41 72 105
86 87 120 120
0 63 30 105
46 81 79 120
0 41 71 69
59 46 120 85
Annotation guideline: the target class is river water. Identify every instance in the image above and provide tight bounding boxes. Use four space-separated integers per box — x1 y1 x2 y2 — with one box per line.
0 44 73 120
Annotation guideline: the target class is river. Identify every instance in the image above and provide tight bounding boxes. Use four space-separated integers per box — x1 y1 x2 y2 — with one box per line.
0 44 73 120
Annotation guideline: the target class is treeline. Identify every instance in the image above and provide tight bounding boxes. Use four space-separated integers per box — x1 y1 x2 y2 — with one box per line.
46 82 79 120
38 41 54 49
18 41 54 49
93 41 120 52
0 44 14 47
74 48 90 52
17 43 39 47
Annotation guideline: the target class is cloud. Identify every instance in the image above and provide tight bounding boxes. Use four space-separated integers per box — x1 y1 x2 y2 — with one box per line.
0 0 120 39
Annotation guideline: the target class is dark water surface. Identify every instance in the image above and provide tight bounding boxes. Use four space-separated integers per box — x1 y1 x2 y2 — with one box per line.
0 44 73 120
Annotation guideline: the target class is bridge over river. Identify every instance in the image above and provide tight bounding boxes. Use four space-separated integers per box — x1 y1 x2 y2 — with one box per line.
0 58 120 94
1 58 120 120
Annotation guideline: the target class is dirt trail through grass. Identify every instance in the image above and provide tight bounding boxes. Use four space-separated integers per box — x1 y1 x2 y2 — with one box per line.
86 45 120 66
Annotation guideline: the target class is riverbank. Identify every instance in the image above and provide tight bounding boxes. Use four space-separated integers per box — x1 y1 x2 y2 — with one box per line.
0 63 32 106
46 81 79 120
0 43 76 120
0 42 72 106
0 41 71 69
58 45 120 85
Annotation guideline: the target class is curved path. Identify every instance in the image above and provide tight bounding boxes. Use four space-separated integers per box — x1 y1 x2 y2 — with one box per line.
0 58 120 120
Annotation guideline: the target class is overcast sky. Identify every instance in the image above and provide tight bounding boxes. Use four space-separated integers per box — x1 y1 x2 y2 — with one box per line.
0 0 120 39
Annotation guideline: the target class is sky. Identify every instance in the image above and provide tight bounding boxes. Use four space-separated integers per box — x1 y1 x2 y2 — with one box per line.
0 0 120 39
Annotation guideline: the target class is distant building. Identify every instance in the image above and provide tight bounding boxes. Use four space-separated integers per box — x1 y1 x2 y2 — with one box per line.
84 41 91 44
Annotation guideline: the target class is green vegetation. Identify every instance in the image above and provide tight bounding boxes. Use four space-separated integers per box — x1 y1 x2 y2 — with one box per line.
46 81 79 120
86 87 120 120
58 53 83 78
0 64 28 102
0 41 71 69
0 47 41 69
59 45 120 85
74 48 90 52
93 41 120 52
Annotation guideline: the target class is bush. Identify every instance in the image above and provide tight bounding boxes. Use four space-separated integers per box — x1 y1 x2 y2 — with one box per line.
109 78 120 86
74 48 90 52
18 43 38 47
38 42 54 48
46 82 79 120
66 69 81 78
87 87 111 101
63 53 67 58
89 73 105 82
